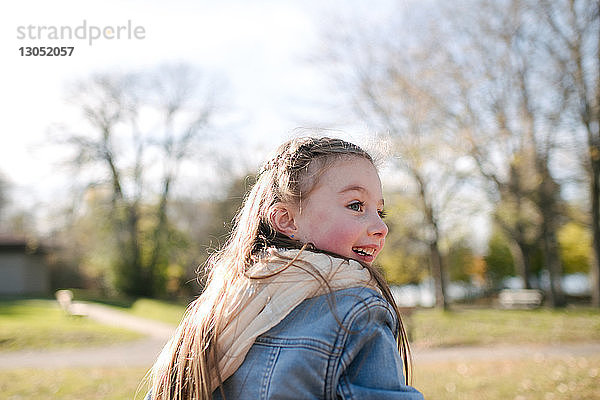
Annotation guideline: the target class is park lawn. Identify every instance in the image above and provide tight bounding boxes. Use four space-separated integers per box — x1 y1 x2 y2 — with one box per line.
114 298 600 349
4 296 599 352
71 290 189 326
120 298 187 326
0 367 151 400
410 307 600 348
0 299 142 352
413 355 600 400
104 299 600 348
1 356 597 400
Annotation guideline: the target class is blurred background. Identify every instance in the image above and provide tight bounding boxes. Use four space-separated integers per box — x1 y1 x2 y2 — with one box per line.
0 0 599 399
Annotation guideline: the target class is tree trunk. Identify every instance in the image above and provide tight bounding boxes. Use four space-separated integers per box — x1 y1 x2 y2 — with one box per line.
592 0 600 307
495 211 534 289
537 161 566 307
413 170 449 310
507 239 532 289
124 202 145 296
430 240 448 310
147 176 172 296
542 224 566 307
591 147 600 306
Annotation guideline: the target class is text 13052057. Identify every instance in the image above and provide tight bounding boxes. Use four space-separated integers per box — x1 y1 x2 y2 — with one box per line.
19 46 74 56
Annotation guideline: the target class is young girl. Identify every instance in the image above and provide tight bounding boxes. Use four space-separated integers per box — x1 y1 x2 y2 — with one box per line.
147 136 424 399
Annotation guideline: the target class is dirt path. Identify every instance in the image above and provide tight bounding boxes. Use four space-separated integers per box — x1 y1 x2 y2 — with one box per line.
0 337 167 369
0 302 175 370
1 303 599 369
412 342 600 364
81 302 176 340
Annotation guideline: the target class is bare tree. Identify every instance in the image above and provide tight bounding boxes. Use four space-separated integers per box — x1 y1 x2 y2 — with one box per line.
449 0 599 306
318 0 596 307
436 0 572 306
537 0 600 305
55 63 224 296
318 5 477 309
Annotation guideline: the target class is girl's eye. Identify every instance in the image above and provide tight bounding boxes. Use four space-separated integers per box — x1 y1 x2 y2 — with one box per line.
378 209 387 219
348 201 364 212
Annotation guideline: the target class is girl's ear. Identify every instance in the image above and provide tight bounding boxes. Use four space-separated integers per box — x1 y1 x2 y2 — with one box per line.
269 202 298 237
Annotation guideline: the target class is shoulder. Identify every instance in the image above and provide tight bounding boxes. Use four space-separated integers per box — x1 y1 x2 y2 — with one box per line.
332 287 398 333
327 287 399 358
328 290 424 399
260 287 397 352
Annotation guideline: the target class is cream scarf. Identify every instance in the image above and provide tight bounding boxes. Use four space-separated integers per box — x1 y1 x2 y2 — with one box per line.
212 248 380 389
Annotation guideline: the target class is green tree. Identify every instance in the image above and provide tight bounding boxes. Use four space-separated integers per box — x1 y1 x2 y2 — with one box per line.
377 194 430 285
204 175 256 251
559 222 593 275
447 240 477 283
49 184 199 298
484 227 548 289
484 231 516 288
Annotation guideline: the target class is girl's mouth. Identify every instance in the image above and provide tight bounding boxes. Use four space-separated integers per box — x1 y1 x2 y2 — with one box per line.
352 246 376 262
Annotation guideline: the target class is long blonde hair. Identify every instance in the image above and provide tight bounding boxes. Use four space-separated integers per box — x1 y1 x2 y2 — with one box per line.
149 136 412 399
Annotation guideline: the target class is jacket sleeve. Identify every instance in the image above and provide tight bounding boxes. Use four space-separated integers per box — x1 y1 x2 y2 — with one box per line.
334 295 424 400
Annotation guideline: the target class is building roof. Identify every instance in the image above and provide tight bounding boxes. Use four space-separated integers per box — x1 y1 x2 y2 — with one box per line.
0 235 47 254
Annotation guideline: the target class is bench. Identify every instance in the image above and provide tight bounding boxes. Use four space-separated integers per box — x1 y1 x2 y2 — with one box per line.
55 289 88 317
498 289 544 309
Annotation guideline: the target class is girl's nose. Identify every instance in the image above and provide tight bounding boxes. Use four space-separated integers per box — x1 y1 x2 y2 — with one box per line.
367 212 388 238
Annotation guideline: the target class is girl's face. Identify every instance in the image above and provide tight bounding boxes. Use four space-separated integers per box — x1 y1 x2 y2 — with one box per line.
293 156 388 265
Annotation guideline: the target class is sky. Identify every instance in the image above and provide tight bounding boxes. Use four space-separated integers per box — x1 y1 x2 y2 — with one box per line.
0 0 494 251
1 0 370 210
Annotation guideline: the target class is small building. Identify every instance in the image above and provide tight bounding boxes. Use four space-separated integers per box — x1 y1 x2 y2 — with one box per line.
0 236 50 296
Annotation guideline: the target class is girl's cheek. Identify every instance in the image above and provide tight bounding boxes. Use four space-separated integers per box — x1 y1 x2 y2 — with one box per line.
314 227 352 253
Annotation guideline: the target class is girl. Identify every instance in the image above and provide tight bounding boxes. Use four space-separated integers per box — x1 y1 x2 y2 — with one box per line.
147 136 424 399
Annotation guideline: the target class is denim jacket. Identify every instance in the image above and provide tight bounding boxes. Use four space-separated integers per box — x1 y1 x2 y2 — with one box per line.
211 286 424 399
146 287 423 400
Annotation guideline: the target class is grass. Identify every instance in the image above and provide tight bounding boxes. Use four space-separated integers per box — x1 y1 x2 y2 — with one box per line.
118 298 187 326
0 299 142 352
110 299 600 349
414 355 600 400
410 307 600 348
70 290 600 349
3 295 600 353
0 367 151 400
70 290 189 326
0 356 597 399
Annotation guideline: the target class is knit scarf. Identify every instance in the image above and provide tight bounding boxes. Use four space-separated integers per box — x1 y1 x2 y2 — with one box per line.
212 248 380 389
